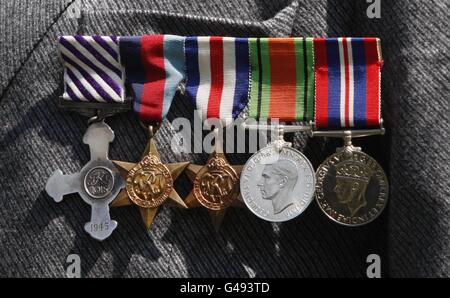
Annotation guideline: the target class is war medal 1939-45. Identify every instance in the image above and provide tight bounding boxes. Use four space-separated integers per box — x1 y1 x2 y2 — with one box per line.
315 134 388 226
312 37 388 226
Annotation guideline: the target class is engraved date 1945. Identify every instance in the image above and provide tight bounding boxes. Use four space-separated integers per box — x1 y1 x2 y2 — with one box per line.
89 222 110 232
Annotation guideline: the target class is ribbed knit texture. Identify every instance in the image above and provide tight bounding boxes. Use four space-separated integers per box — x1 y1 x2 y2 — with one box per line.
0 0 448 277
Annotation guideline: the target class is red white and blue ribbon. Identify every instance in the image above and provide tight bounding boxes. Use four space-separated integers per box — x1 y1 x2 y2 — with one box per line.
185 36 250 124
119 34 185 122
314 37 382 129
59 35 125 103
58 34 384 128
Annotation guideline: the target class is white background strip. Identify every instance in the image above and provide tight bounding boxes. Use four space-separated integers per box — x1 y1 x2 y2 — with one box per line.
196 37 212 120
338 38 346 127
348 38 355 127
220 37 236 123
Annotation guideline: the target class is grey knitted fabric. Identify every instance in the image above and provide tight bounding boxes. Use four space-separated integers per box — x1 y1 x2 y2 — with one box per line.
0 0 448 277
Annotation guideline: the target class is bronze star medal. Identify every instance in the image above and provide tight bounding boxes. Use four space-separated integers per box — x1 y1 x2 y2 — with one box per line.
112 127 189 229
184 130 244 231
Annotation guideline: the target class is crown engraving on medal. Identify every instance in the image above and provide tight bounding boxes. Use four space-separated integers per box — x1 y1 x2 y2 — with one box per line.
126 154 173 209
193 154 239 210
335 162 373 183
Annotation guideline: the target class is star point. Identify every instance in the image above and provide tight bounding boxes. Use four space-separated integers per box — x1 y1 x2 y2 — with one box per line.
185 151 244 231
111 138 189 229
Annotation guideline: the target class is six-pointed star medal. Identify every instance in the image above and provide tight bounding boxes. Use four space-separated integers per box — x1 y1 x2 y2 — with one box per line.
112 137 189 229
185 151 244 231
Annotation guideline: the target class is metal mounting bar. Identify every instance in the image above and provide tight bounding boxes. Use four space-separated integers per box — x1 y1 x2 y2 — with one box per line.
309 119 385 138
58 96 132 118
241 121 311 133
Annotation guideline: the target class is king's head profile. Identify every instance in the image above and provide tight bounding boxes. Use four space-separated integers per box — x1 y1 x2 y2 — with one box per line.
333 161 373 216
257 159 299 214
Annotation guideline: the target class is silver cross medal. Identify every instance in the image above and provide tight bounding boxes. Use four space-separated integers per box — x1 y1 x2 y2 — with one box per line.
45 121 124 240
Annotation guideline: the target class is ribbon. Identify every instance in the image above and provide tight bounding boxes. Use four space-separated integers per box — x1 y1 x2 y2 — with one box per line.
248 37 315 122
59 35 125 103
119 34 185 122
58 35 383 129
185 36 250 125
314 37 382 129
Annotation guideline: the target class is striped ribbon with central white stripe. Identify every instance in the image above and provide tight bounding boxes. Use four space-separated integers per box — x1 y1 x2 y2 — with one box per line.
314 37 382 129
59 35 125 103
185 36 250 125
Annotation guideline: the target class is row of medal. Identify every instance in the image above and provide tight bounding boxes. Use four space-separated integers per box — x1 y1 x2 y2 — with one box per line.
46 35 388 240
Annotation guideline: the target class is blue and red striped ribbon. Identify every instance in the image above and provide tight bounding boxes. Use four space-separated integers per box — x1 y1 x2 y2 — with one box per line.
119 34 185 122
58 35 383 129
314 37 382 129
185 36 250 124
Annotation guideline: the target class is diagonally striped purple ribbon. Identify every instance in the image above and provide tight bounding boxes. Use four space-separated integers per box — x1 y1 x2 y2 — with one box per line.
59 35 125 103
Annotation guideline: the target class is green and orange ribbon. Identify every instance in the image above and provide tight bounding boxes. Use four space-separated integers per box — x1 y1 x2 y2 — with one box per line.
248 37 315 122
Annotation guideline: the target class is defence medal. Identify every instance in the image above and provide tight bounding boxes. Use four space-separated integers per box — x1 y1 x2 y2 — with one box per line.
183 36 249 229
46 35 128 240
112 34 188 228
240 125 315 222
312 37 388 226
240 38 316 222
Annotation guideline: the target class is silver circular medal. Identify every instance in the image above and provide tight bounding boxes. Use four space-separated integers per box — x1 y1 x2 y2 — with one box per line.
84 166 115 199
315 149 389 226
240 145 315 222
